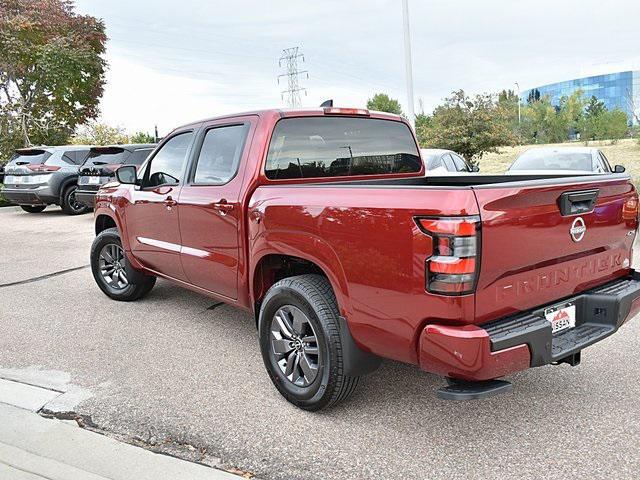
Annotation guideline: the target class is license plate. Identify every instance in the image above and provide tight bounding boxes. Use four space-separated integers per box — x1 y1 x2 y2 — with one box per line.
88 176 101 184
544 303 576 334
13 176 23 184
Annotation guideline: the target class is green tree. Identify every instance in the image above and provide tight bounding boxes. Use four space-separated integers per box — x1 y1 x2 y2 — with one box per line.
0 0 107 158
130 131 155 143
71 122 129 145
417 90 517 165
521 96 568 143
601 109 628 143
366 93 403 115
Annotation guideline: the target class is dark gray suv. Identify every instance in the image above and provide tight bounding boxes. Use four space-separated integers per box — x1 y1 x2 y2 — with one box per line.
76 144 155 208
1 145 93 214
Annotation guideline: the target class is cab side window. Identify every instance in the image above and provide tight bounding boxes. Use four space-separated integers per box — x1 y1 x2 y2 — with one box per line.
192 124 249 185
145 132 193 187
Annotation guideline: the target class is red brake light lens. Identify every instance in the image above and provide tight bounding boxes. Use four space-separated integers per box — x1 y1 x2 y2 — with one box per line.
416 216 480 295
622 196 639 221
323 107 370 116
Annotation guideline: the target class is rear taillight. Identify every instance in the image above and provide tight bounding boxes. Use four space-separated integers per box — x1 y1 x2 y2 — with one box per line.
622 196 639 222
27 164 60 172
416 216 480 295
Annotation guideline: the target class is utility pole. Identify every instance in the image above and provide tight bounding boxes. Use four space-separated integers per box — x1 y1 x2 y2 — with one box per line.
515 82 521 125
401 0 415 128
278 47 309 108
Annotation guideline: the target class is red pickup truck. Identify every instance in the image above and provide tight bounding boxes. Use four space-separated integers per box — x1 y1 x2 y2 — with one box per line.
90 107 640 410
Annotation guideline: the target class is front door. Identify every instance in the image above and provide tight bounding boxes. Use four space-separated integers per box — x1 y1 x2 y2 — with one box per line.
178 118 255 299
127 130 195 281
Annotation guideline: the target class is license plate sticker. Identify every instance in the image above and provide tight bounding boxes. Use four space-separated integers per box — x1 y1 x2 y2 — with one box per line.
544 303 576 334
88 176 101 184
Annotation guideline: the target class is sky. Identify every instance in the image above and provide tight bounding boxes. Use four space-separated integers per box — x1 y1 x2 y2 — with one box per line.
74 0 640 136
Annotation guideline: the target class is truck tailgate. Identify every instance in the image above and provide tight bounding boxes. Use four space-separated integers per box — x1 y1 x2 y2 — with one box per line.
473 176 638 323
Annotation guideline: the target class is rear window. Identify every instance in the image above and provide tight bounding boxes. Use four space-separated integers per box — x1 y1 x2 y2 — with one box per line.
62 150 90 165
125 148 153 166
510 150 593 171
85 148 131 166
11 150 52 165
265 117 421 180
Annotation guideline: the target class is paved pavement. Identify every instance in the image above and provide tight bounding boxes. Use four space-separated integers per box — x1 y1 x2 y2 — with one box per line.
1 205 640 479
0 378 237 479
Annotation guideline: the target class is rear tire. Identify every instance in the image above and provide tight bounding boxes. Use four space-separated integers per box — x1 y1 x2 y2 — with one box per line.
258 274 359 411
20 205 46 213
90 227 156 301
61 185 90 215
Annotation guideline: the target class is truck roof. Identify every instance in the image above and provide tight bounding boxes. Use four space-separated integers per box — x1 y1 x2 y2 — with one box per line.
174 108 406 131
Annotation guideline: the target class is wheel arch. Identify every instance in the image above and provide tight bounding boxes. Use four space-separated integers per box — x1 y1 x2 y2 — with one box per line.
58 175 79 204
251 246 351 325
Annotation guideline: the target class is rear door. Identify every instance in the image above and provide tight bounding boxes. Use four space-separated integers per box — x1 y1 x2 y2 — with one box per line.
474 176 637 323
178 116 255 299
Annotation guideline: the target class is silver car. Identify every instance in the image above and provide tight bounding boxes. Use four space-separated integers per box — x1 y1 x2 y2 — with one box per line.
1 145 93 214
506 147 624 175
420 148 479 174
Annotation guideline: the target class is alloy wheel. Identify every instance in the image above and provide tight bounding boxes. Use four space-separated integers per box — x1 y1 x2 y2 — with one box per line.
68 188 84 212
98 243 129 290
270 305 320 387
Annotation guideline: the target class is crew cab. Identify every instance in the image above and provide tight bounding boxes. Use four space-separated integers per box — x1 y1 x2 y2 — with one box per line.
90 107 640 410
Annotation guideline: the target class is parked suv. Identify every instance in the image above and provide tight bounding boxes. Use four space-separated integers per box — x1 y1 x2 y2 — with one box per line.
76 144 155 208
1 145 93 214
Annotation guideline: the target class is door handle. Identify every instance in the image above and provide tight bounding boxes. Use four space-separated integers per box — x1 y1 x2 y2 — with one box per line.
212 200 234 215
164 196 177 209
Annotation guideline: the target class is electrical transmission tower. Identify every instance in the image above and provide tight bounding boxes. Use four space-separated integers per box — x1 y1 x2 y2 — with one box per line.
278 47 308 108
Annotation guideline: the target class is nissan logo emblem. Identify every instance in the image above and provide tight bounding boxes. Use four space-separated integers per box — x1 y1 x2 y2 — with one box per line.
570 217 586 242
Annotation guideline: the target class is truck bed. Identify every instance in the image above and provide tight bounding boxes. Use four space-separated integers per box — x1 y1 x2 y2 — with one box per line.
250 172 637 365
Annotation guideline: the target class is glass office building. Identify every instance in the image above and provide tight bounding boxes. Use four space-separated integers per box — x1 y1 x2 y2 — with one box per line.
521 70 640 124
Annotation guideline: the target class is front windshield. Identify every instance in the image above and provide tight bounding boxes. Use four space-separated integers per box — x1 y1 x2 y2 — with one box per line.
510 150 592 171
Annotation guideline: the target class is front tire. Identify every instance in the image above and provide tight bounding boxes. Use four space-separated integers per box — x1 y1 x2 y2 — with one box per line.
20 205 47 213
61 185 90 215
90 227 156 301
259 274 359 411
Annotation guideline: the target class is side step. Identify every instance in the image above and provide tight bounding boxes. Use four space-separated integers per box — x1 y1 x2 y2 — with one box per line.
437 378 513 401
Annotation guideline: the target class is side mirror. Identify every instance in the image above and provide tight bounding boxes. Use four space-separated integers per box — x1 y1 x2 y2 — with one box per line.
614 165 626 173
470 165 480 173
116 165 138 184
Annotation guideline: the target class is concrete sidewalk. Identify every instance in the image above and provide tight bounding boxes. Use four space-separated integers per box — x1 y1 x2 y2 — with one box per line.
0 379 238 480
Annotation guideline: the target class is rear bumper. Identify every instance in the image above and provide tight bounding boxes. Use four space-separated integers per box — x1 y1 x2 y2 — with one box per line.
75 190 96 208
418 271 640 381
1 186 58 205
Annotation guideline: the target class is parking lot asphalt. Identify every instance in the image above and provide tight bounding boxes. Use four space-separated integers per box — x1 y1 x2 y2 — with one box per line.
1 205 640 480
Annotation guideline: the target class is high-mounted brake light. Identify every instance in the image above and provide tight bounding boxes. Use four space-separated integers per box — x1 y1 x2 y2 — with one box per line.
27 164 60 172
416 216 480 295
323 107 370 116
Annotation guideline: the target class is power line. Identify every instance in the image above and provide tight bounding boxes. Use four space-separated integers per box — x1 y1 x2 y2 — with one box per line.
278 47 308 108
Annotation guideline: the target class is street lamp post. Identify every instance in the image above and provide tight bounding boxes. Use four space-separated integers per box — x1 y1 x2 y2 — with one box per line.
401 0 415 128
